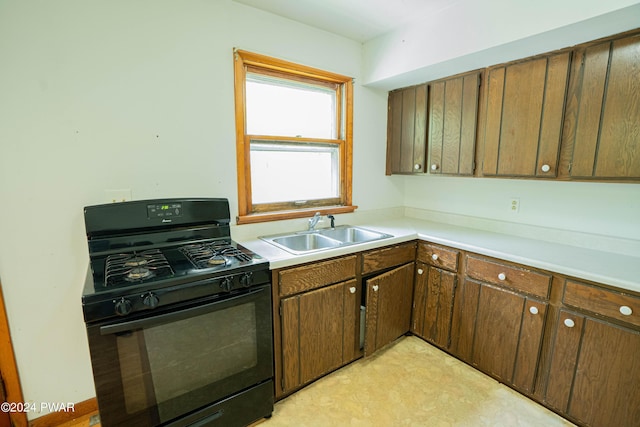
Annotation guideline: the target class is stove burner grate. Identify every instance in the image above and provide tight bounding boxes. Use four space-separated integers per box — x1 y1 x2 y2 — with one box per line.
105 249 173 286
180 242 252 270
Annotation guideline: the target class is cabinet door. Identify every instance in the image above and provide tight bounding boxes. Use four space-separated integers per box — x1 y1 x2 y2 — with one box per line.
386 85 428 174
280 280 358 393
568 33 640 179
470 282 547 393
429 71 480 175
481 52 570 177
545 310 640 427
364 263 414 356
411 263 457 348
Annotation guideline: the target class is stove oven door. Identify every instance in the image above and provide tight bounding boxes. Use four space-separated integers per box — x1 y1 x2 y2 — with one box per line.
86 284 273 427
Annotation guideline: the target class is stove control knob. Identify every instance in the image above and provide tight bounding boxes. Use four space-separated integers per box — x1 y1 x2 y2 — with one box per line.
240 273 253 287
114 298 133 316
143 293 160 308
220 277 233 292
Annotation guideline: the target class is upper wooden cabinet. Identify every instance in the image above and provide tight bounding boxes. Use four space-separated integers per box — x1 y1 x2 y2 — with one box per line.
563 33 640 180
386 84 428 174
428 71 481 175
480 52 571 177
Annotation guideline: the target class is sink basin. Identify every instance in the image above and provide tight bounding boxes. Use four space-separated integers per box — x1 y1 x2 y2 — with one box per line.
318 226 388 243
272 233 342 253
261 225 392 255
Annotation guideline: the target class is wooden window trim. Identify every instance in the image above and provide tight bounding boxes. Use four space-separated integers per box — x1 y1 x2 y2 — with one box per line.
234 49 355 224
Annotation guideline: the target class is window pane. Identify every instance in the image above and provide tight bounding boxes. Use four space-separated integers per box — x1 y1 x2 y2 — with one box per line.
250 141 339 204
246 74 336 139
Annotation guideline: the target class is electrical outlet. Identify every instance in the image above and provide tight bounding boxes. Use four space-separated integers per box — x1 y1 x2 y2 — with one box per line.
509 197 520 214
105 189 132 203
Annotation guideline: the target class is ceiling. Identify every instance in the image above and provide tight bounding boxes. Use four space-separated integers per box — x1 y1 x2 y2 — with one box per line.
233 0 460 43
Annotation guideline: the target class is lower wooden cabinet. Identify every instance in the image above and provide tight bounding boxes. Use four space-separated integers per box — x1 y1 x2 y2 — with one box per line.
411 263 457 348
545 309 640 427
280 279 358 394
364 262 415 356
465 280 547 393
273 238 640 427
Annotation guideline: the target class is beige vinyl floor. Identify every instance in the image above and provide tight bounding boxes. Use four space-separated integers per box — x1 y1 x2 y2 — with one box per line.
262 336 576 427
62 335 575 427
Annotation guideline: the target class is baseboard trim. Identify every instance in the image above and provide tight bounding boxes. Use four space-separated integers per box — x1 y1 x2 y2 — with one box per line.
29 398 97 427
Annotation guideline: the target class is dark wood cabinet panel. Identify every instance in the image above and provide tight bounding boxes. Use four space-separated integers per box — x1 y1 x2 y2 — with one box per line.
280 279 358 394
364 263 414 356
466 255 551 299
386 85 428 174
362 242 416 275
544 310 584 413
545 309 640 427
563 279 640 328
450 278 480 362
567 33 640 179
279 255 356 297
411 263 456 348
416 242 459 272
464 280 547 393
481 52 570 177
428 71 480 175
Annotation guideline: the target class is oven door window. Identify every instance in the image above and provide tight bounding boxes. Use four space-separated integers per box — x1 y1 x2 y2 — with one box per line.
88 284 273 426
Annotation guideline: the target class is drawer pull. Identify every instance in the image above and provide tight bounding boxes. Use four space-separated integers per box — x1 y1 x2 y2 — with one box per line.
349 287 356 294
372 285 379 292
498 273 506 281
431 164 439 171
431 254 439 261
564 318 575 328
620 305 633 316
417 268 424 275
529 306 539 315
414 163 421 170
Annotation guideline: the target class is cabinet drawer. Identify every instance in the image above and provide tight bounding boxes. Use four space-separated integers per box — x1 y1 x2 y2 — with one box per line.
564 280 640 328
417 242 459 272
465 255 551 299
279 255 357 297
362 242 416 275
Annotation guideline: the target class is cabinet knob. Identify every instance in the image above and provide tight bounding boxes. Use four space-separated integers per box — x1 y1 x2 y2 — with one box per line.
620 305 633 316
541 164 551 173
529 306 539 315
431 254 439 261
431 164 438 171
349 286 356 294
417 268 424 275
414 164 421 170
372 284 379 292
564 318 575 328
498 273 506 281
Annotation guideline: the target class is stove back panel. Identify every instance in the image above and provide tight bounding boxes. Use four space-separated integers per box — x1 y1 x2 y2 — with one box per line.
84 198 231 239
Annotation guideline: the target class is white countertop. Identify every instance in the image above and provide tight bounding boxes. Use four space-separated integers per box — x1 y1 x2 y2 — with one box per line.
238 217 640 294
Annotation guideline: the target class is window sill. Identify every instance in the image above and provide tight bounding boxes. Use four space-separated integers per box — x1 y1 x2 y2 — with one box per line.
236 205 357 225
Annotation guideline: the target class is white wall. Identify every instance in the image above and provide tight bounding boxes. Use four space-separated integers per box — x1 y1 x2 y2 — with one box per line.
403 177 640 249
0 0 392 418
363 0 640 89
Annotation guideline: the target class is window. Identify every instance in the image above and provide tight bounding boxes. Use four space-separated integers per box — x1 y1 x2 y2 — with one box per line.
233 49 355 224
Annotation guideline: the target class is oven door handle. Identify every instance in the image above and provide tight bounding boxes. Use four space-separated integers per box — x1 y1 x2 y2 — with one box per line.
99 287 266 336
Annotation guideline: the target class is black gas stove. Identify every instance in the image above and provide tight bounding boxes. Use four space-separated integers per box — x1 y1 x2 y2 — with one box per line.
81 198 274 427
81 198 269 323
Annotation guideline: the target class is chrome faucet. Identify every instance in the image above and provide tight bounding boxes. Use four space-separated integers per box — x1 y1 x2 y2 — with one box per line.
308 212 321 231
